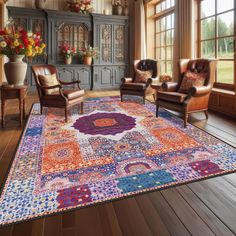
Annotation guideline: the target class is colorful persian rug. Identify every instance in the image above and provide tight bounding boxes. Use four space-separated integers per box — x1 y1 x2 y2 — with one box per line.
0 96 236 226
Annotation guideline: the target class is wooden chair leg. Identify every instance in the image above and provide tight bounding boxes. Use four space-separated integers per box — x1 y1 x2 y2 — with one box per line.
120 93 123 102
184 113 188 128
40 105 43 115
80 102 84 114
156 105 159 117
204 110 208 119
65 108 68 122
153 93 156 102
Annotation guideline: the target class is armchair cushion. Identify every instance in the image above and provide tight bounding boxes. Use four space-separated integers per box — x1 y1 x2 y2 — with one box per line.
134 69 152 83
178 71 206 93
157 91 188 103
121 83 146 91
38 74 60 95
62 89 85 100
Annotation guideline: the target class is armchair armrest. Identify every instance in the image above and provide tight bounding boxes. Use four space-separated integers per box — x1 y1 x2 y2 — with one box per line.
189 86 212 97
59 80 81 85
162 82 178 92
146 77 158 86
121 77 133 84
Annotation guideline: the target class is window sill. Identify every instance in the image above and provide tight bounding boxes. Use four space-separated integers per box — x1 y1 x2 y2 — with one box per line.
212 88 235 96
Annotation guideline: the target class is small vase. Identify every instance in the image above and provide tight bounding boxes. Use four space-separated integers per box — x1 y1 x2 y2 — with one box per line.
64 55 72 65
115 5 123 15
4 55 27 86
123 6 129 16
83 56 92 65
35 0 47 9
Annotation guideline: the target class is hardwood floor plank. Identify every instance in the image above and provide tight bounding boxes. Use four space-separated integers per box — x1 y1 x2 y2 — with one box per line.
161 188 215 236
98 203 123 236
74 206 103 236
177 185 235 236
223 173 236 188
31 218 45 236
188 177 236 234
44 215 62 236
0 127 22 186
12 221 33 236
135 194 170 236
62 211 76 230
113 198 153 236
0 226 13 236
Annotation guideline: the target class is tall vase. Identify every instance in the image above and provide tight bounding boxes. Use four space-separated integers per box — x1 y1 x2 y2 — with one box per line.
4 55 27 86
35 0 47 9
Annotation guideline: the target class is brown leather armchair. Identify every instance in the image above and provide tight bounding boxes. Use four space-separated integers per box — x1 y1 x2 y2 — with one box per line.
120 59 158 103
156 58 218 127
32 64 85 122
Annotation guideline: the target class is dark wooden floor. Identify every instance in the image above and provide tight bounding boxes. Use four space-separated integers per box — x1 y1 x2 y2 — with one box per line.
0 91 236 236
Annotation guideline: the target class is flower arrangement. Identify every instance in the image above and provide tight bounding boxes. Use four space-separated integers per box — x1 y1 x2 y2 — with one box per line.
0 27 46 58
159 74 172 82
67 0 93 14
81 45 98 58
59 43 76 59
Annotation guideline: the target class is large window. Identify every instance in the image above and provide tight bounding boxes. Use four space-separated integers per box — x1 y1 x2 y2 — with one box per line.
199 0 235 88
155 0 175 75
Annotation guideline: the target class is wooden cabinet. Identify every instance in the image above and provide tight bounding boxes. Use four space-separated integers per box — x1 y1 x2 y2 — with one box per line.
7 7 129 90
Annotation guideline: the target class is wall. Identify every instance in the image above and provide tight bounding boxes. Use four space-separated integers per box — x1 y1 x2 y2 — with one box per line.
6 0 114 14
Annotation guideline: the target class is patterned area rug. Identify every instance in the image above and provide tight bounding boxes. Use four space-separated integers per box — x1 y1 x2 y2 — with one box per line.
0 96 236 226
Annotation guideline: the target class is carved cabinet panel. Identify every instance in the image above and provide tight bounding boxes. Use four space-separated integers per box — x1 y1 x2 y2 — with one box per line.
74 67 91 90
93 66 126 89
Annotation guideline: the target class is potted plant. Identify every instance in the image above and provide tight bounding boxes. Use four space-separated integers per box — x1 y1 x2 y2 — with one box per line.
67 0 93 14
59 43 76 65
0 22 46 86
81 45 98 65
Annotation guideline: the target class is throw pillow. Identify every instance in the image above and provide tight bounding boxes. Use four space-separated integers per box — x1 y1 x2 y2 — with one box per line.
134 69 152 83
178 71 206 93
38 74 60 95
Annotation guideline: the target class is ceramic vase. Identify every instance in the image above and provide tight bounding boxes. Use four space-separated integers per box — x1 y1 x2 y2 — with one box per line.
4 55 27 86
35 0 47 9
64 55 72 65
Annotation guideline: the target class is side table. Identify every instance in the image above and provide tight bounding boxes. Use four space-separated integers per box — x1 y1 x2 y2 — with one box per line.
1 84 28 128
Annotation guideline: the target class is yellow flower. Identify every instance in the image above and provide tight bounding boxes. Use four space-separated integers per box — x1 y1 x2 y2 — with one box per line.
14 33 20 39
26 49 33 57
35 46 39 53
13 40 19 47
27 45 33 49
0 41 7 48
41 43 46 49
38 47 43 54
28 38 35 46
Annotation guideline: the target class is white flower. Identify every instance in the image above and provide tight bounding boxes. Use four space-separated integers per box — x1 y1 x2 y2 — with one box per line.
27 31 33 37
67 50 71 54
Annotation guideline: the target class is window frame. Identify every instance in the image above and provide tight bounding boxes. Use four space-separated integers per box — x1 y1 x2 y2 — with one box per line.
154 0 175 76
197 0 236 91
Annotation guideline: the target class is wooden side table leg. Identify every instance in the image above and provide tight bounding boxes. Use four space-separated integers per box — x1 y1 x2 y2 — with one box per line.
23 99 26 119
1 99 5 128
19 98 23 126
